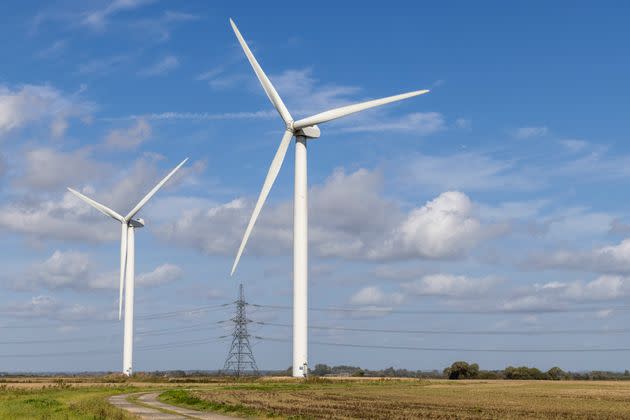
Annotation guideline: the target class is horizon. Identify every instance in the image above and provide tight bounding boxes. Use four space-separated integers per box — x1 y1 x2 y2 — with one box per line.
1 1 630 373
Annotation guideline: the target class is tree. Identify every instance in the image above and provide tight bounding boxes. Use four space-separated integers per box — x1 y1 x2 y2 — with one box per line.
546 367 567 381
444 361 479 379
311 364 332 376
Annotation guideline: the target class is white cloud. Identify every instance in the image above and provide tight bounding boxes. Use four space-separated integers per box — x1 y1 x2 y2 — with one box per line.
526 238 630 274
13 250 182 291
340 112 445 135
19 148 110 190
0 84 92 137
0 155 192 242
501 275 630 312
139 55 179 76
3 295 102 321
560 139 588 153
117 110 275 121
136 264 183 287
156 169 499 262
373 191 489 260
513 126 548 139
105 117 152 149
401 274 500 298
349 286 404 306
82 0 156 29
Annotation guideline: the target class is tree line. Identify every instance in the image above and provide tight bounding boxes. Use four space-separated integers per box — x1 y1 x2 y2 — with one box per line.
307 362 630 380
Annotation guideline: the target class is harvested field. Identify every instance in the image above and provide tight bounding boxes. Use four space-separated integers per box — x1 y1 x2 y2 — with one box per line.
161 378 630 419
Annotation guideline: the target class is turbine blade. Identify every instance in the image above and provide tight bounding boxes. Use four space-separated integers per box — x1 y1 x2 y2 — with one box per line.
229 18 293 125
293 89 430 129
67 188 124 223
124 158 188 221
231 129 293 275
119 223 128 321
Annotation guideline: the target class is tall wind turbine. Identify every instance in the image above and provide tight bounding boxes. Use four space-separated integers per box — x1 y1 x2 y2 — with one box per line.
228 18 430 377
68 158 188 376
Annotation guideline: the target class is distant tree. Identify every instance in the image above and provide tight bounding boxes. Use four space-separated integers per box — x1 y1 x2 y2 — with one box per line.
444 361 479 379
504 366 546 380
311 364 332 376
546 367 567 381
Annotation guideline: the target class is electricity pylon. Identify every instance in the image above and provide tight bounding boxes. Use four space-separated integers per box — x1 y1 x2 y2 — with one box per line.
223 283 259 376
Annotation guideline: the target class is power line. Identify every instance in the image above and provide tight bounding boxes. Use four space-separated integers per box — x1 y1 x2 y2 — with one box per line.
258 337 630 353
250 303 630 315
0 323 227 345
256 321 630 336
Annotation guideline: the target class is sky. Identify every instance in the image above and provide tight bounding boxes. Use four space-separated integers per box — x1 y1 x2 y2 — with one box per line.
0 0 630 373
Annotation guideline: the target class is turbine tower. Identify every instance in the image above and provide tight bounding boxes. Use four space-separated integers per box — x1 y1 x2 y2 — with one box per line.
68 158 188 376
228 18 429 377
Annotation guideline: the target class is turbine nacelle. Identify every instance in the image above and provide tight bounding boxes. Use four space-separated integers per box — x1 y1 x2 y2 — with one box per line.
295 125 321 139
128 218 145 228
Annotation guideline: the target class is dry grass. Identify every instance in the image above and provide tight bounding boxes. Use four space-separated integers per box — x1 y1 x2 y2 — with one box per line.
173 378 630 419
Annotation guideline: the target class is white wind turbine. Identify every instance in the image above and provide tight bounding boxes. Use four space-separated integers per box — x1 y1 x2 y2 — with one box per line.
68 158 188 376
228 18 430 377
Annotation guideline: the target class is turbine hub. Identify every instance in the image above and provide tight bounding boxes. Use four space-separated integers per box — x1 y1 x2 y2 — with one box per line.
286 120 295 132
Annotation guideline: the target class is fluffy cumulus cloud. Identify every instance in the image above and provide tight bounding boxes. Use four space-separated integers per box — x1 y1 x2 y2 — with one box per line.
373 191 490 260
0 84 92 138
13 250 182 291
105 118 152 149
156 168 499 262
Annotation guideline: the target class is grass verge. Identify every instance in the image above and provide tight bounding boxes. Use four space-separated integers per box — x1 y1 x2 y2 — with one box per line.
0 384 138 419
159 389 259 417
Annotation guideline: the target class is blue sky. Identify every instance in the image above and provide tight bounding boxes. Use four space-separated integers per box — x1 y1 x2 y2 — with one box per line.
1 0 630 373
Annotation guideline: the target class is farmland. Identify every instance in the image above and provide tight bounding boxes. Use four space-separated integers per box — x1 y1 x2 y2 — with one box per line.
3 376 630 419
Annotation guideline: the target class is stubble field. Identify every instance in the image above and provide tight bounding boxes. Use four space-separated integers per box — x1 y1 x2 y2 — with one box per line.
161 378 630 419
3 376 630 419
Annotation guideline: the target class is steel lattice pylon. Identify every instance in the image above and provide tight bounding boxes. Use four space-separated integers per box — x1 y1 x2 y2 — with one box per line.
222 283 259 376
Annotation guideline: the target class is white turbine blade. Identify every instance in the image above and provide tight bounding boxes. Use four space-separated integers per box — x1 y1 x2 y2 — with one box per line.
229 18 293 125
119 223 128 321
67 188 124 223
293 89 430 130
124 158 188 221
231 129 293 275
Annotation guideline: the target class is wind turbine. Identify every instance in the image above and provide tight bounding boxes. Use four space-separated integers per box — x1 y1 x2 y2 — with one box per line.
228 18 430 377
68 158 188 376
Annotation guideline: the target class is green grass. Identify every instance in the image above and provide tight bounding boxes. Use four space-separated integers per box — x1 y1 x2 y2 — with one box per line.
159 389 259 417
0 384 138 420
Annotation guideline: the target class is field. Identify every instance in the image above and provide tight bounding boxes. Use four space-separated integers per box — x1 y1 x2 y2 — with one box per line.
3 377 630 419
